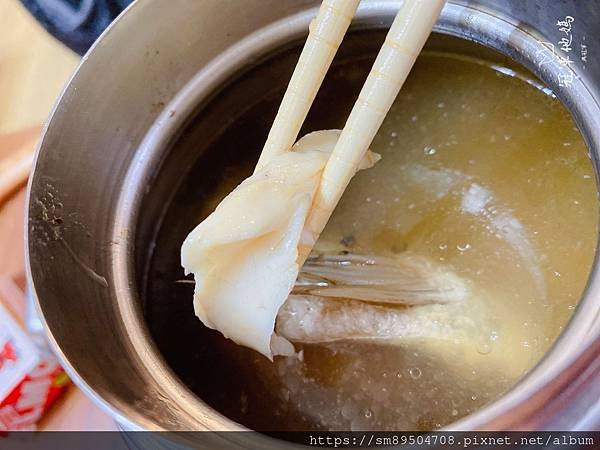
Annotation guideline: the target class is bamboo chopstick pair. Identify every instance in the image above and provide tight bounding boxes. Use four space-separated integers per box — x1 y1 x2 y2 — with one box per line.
256 0 446 263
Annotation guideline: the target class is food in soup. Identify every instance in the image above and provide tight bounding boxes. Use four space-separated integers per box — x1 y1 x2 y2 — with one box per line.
157 46 596 431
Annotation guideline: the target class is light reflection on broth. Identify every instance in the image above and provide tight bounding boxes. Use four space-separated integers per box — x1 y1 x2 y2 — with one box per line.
145 40 597 431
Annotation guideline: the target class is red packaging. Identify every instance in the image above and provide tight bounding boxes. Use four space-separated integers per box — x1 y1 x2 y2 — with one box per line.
0 284 69 431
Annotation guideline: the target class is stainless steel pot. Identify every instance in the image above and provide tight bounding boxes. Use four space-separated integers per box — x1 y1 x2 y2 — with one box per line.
27 0 600 436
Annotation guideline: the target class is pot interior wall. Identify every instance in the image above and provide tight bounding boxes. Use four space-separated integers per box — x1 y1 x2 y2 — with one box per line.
136 29 597 432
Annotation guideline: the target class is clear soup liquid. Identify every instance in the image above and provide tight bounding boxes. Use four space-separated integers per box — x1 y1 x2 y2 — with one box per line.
145 39 597 432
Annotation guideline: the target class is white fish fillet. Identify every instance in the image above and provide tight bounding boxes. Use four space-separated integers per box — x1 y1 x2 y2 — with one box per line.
181 130 379 359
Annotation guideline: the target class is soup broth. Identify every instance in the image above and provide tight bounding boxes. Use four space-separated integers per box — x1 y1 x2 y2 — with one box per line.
144 34 597 431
